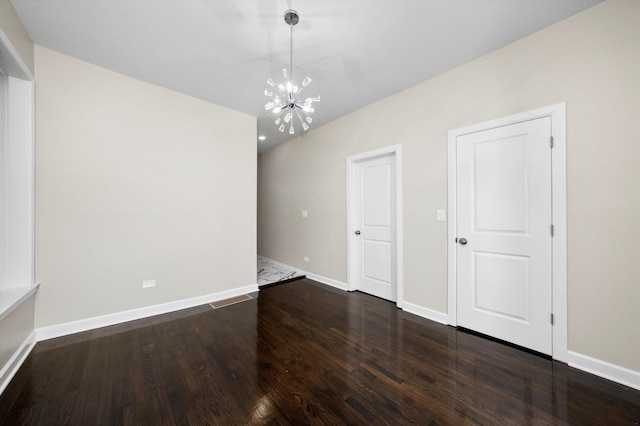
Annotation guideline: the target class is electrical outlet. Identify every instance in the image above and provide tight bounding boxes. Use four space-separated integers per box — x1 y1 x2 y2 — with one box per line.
437 209 446 222
303 256 309 262
142 280 156 289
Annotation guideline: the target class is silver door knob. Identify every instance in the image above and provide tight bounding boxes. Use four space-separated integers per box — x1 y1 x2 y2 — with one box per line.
459 237 467 245
355 230 361 235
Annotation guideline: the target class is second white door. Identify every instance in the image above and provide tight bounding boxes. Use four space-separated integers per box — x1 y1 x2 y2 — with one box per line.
456 117 553 355
354 154 396 301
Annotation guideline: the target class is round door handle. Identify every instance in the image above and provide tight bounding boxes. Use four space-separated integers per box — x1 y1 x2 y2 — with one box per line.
459 237 468 245
355 230 361 235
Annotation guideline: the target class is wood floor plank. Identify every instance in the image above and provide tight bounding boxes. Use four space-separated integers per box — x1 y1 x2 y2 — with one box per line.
1 278 638 424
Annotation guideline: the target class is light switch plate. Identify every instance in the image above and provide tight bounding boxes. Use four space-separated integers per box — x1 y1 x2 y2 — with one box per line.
437 209 446 222
302 210 308 218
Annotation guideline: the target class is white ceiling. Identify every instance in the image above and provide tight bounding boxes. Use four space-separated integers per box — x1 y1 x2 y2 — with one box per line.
12 0 599 153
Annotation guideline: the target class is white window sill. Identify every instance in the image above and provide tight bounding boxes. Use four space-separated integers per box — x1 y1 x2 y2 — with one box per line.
0 283 40 323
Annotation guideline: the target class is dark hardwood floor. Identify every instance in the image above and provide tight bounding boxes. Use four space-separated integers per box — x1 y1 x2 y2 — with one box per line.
1 279 638 425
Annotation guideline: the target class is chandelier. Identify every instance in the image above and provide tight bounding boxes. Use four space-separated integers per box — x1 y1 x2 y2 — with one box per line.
264 9 319 135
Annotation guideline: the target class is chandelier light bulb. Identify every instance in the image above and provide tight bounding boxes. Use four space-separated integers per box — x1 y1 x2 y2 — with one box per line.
305 116 312 124
302 122 309 131
289 124 294 135
275 117 281 125
302 77 311 87
282 68 288 79
278 124 285 132
264 89 273 96
267 79 275 87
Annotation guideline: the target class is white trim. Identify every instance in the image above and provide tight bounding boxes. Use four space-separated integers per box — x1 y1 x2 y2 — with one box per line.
304 272 348 291
257 256 348 291
346 144 404 307
5 78 35 289
549 104 568 362
396 148 404 308
447 103 568 362
0 330 36 395
0 282 39 322
401 302 448 325
567 351 640 391
36 284 259 341
447 132 458 325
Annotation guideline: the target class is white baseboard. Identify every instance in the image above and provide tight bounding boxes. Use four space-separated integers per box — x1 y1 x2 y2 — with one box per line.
400 301 449 325
567 351 640 391
304 272 348 291
36 284 259 341
0 330 36 395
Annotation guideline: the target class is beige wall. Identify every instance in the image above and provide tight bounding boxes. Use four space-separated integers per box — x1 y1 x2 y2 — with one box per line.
258 0 640 372
0 0 34 76
35 46 256 328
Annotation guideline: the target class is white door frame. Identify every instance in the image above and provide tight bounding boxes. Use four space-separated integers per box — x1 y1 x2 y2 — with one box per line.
447 103 567 362
347 144 404 307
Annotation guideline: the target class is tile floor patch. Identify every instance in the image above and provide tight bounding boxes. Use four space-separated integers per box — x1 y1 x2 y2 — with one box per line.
258 257 304 286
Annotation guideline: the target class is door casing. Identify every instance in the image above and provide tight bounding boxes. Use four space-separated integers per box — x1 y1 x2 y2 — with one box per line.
447 103 567 361
347 145 403 307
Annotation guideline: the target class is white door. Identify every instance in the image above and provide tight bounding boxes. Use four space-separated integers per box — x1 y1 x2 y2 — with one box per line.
354 154 396 301
456 117 553 354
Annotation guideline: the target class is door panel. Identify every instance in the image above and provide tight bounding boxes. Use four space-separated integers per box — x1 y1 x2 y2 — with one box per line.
457 117 552 354
474 252 529 321
363 165 391 227
363 240 391 282
474 136 528 233
355 154 396 301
